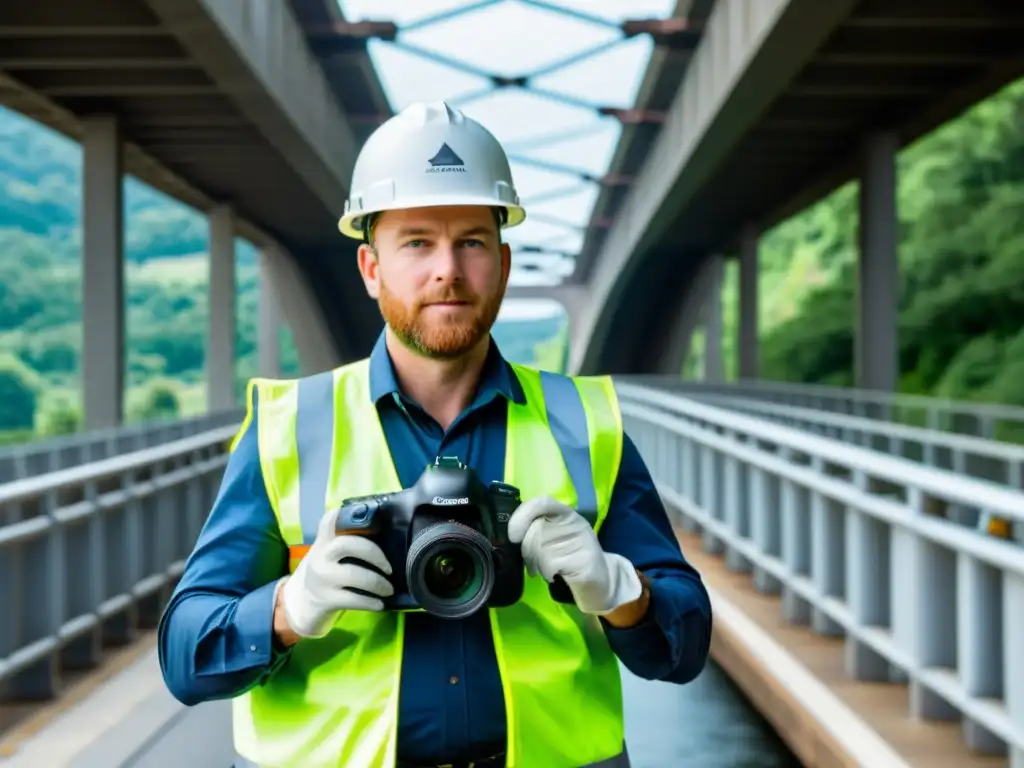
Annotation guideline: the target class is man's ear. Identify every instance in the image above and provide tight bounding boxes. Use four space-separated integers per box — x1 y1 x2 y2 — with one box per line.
357 243 380 299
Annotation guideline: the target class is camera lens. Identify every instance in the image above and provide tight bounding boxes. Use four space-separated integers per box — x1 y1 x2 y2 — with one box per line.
406 521 494 620
424 550 477 600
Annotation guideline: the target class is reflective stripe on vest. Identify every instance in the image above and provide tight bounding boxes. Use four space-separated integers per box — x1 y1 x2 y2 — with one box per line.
286 369 336 571
231 359 627 768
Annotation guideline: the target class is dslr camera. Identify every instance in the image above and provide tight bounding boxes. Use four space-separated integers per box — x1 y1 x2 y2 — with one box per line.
335 457 537 619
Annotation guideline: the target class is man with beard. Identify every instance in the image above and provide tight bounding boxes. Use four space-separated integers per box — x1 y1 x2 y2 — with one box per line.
158 102 712 768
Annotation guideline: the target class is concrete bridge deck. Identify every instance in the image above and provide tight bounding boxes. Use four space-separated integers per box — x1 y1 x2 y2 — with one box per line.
0 632 794 768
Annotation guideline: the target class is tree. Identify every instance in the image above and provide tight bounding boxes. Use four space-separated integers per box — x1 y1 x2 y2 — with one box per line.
131 380 181 422
40 398 82 436
0 353 40 430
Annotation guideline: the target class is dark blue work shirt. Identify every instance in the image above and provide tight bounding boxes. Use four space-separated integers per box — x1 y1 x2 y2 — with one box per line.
158 333 712 763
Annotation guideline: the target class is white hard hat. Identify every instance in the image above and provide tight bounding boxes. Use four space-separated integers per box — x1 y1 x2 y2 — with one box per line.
338 101 526 239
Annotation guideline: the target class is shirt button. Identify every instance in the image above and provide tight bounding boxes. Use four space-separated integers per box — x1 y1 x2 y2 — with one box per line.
250 645 257 652
449 675 459 685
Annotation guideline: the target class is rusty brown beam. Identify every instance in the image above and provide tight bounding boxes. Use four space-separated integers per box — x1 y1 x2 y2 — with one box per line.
601 173 634 186
622 17 704 48
302 20 398 41
599 107 667 125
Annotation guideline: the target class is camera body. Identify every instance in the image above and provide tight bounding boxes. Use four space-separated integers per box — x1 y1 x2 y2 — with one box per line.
335 457 527 619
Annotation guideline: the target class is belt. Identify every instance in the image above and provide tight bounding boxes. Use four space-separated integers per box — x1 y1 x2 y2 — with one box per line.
397 752 505 768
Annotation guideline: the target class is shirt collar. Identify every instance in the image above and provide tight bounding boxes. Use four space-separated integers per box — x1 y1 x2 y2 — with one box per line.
368 330 525 407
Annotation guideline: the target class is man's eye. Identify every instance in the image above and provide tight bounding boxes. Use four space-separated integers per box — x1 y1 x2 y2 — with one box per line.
462 239 484 248
405 240 425 248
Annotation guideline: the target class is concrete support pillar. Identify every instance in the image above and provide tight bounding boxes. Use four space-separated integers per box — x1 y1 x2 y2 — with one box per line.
655 305 698 377
857 132 899 391
704 254 725 383
738 225 759 380
258 247 341 375
651 265 707 377
81 116 124 430
206 205 236 412
258 247 282 378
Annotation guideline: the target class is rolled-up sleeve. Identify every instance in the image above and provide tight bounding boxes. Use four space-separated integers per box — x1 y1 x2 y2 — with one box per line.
157 393 290 706
597 433 712 684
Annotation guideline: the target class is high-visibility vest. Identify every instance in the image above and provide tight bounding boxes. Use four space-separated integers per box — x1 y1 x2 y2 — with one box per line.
230 358 632 768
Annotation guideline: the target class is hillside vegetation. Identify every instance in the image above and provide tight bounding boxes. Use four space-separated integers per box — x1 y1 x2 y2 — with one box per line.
690 77 1024 411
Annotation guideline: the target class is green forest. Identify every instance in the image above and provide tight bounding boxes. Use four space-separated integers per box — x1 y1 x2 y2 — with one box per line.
2 75 1023 445
690 77 1024 409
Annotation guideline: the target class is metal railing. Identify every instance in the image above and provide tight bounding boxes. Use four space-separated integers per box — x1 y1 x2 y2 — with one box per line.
0 410 244 483
623 376 1024 444
680 392 1024 541
616 383 1024 763
0 424 236 702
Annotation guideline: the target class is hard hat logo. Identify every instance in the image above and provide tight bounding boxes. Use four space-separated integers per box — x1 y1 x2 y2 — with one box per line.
337 100 526 239
426 143 466 174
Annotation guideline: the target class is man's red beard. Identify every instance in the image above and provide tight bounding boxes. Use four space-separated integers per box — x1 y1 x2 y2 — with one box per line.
379 281 503 359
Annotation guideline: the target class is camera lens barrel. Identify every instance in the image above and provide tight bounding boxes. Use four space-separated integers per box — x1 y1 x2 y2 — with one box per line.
406 521 495 619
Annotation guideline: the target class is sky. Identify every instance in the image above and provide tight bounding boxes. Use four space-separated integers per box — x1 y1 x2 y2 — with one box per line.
338 0 676 295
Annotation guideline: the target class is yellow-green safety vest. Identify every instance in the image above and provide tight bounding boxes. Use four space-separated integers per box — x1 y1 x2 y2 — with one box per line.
230 358 632 768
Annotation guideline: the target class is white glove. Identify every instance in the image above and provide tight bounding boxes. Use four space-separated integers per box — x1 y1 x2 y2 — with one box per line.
507 497 643 616
280 507 395 638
